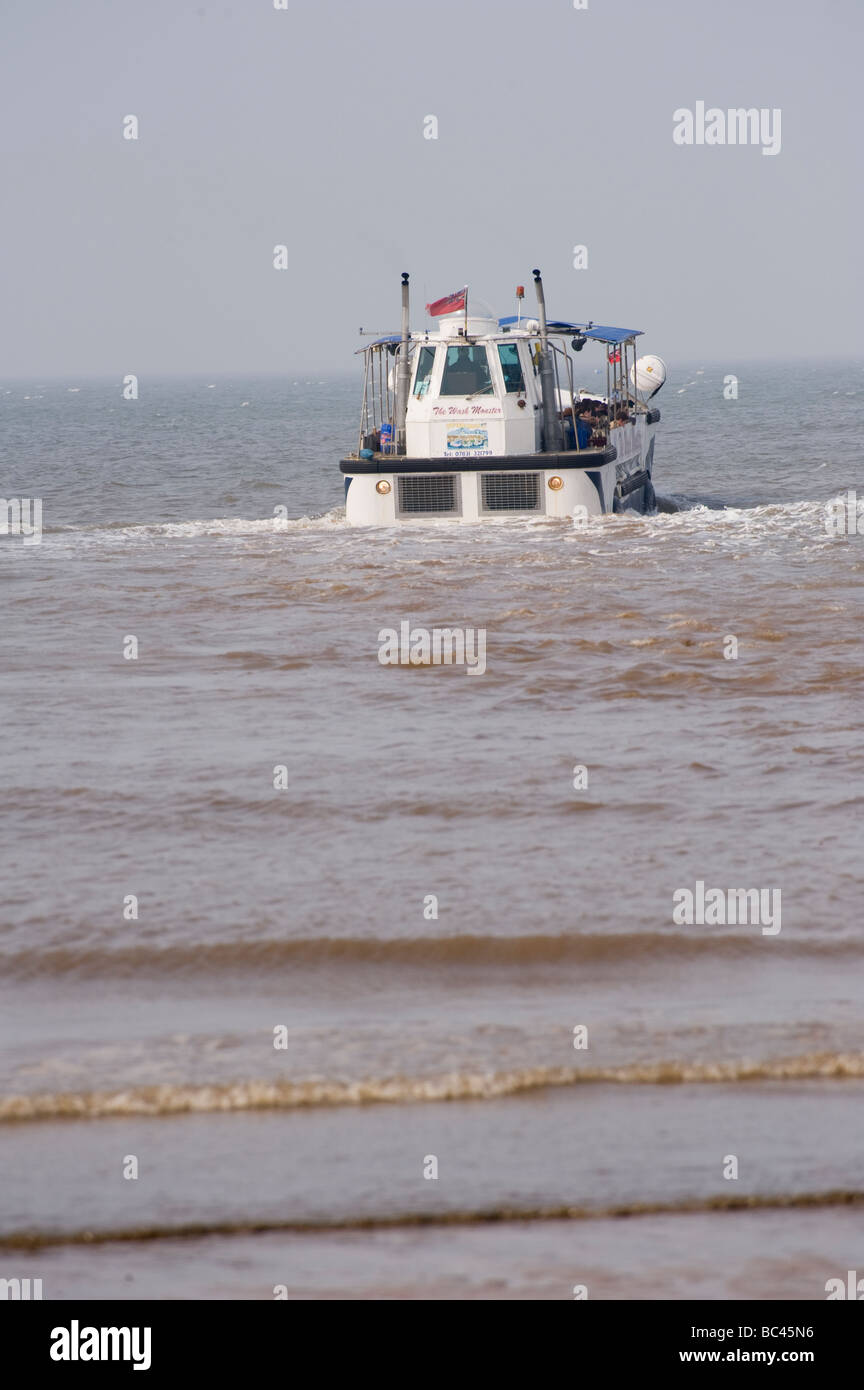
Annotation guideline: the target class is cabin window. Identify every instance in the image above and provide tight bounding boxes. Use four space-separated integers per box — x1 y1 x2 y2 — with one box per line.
497 343 526 393
412 345 436 398
439 345 493 396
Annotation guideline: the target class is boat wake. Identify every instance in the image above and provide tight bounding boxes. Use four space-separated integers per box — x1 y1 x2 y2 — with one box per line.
40 511 349 540
33 494 845 544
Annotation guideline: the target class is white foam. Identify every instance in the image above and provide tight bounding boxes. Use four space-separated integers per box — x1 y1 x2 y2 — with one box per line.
121 511 348 539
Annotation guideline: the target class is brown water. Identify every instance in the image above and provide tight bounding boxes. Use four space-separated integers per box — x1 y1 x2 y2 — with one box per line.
1 364 862 1297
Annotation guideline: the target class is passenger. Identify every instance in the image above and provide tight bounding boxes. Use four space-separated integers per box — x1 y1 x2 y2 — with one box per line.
445 346 481 394
575 406 593 449
559 406 577 449
590 405 607 447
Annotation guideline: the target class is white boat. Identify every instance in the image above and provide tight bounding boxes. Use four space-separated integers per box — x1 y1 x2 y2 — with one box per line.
340 270 665 525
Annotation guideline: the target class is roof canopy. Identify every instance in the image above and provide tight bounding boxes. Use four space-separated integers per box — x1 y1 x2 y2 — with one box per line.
355 334 401 352
357 322 643 351
498 317 643 344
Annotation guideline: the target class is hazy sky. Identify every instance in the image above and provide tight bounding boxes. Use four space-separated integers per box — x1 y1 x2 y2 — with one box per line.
2 0 861 373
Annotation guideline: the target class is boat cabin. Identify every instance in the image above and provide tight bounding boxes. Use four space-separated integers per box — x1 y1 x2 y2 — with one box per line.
353 311 649 462
339 271 664 524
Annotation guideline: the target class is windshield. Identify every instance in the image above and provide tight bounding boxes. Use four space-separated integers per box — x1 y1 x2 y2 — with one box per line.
497 342 526 393
412 345 435 397
440 345 493 396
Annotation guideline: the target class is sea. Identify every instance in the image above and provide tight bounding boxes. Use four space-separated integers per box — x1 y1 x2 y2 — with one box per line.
1 360 862 1299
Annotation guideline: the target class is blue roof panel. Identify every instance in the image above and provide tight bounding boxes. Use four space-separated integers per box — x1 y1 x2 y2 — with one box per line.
355 334 401 353
498 317 642 344
578 324 643 344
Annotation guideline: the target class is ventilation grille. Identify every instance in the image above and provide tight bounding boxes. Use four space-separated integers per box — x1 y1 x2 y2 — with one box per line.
481 472 541 511
397 475 460 515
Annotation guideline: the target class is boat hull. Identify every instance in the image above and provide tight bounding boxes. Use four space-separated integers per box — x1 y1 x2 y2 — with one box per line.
340 419 657 525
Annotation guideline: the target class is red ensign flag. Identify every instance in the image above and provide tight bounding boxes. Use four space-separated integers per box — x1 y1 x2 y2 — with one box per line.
426 287 467 317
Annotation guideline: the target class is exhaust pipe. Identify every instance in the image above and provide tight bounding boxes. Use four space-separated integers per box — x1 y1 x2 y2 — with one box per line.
395 272 411 454
532 269 563 452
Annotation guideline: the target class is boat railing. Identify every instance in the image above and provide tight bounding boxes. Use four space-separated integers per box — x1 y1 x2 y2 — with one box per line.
548 340 580 450
356 351 371 454
356 341 404 455
352 331 646 459
605 337 645 421
549 338 609 451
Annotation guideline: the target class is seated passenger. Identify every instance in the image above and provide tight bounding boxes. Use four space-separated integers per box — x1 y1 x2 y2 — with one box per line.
590 406 607 447
447 347 479 393
440 344 493 396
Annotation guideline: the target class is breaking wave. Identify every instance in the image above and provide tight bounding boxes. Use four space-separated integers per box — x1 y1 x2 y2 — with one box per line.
3 1053 863 1123
3 929 861 980
3 1189 862 1251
